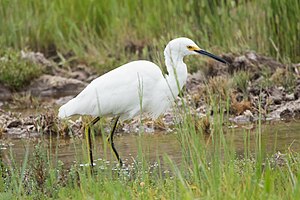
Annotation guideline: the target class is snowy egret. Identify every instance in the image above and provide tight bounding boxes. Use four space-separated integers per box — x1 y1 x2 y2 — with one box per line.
58 37 227 166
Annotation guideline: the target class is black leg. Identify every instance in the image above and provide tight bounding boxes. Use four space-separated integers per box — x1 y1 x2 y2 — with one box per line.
107 116 122 166
87 116 100 173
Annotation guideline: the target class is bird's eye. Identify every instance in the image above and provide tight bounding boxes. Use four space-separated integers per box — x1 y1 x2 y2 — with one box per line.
187 46 193 50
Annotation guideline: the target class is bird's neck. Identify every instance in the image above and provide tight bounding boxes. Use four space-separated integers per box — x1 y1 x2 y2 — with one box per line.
164 50 188 98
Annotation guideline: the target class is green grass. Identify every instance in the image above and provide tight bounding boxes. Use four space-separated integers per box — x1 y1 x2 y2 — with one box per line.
233 70 250 98
0 0 299 71
1 97 300 199
0 49 43 91
1 0 300 199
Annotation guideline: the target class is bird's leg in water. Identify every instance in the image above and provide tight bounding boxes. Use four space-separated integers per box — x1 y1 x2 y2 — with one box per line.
87 116 100 171
107 116 122 166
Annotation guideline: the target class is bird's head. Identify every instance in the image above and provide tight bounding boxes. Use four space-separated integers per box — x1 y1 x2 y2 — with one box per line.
165 37 227 64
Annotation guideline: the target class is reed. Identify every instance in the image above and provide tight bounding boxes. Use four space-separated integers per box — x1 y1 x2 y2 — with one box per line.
1 92 300 199
0 0 299 69
0 0 299 199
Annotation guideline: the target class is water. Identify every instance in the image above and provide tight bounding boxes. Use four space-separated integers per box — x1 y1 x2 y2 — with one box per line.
1 120 300 167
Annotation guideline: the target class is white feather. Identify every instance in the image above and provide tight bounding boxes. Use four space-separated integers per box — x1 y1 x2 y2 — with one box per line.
58 37 221 121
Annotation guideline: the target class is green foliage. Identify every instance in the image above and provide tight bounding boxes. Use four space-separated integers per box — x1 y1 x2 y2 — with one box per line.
255 66 297 92
0 0 298 90
0 50 42 90
203 76 232 106
233 70 250 98
0 1 299 198
1 118 300 199
0 0 299 70
256 67 274 88
2 96 300 199
266 0 300 61
270 67 297 92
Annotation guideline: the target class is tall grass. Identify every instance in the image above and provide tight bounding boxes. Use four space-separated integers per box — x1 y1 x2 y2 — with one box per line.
0 1 300 198
1 101 300 199
0 0 299 70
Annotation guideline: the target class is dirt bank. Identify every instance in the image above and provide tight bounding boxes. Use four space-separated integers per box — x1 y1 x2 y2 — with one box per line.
0 51 299 137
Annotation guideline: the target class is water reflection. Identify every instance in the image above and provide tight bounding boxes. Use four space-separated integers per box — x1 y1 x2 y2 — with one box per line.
1 121 300 167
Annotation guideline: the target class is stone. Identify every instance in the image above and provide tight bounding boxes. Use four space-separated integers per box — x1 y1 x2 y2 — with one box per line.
285 93 295 101
25 75 87 98
21 50 53 67
294 78 300 99
7 120 22 128
229 110 254 124
0 84 11 100
268 99 300 119
280 109 293 119
269 87 284 105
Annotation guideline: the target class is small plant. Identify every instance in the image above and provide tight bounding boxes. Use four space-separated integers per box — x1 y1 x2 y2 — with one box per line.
256 67 273 88
203 76 232 106
230 91 252 115
233 70 250 99
0 49 42 91
270 67 297 93
10 93 41 109
1 0 299 67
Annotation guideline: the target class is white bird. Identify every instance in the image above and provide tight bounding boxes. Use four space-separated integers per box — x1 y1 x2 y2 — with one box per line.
58 37 227 166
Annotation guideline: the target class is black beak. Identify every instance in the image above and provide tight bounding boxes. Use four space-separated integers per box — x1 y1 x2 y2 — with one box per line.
195 49 227 64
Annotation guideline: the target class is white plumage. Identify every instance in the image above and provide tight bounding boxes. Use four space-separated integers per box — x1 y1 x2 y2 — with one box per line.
58 37 226 121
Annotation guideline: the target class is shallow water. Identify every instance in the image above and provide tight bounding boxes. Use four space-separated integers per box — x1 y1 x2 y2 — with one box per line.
1 120 300 167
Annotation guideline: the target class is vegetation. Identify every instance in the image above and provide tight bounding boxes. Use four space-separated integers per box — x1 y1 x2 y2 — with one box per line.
0 0 299 199
0 0 298 89
0 0 299 71
0 50 42 90
233 71 250 98
1 105 300 199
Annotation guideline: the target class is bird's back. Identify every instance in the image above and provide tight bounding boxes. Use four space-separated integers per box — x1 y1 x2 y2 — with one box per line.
58 60 169 120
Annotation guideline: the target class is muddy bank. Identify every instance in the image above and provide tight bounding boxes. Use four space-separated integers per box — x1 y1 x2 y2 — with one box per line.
186 51 300 122
0 50 299 137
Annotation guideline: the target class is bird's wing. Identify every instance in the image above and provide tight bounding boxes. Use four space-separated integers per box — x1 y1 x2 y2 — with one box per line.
58 60 164 119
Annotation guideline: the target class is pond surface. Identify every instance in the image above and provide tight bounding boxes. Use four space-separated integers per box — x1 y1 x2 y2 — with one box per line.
1 120 300 167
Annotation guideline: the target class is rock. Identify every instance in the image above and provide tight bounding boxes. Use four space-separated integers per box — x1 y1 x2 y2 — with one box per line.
245 51 284 72
21 50 53 67
69 71 89 81
206 57 230 77
0 84 12 100
69 64 96 82
285 93 295 101
269 87 284 104
229 110 254 124
246 52 257 61
231 55 251 72
294 78 300 99
268 99 300 119
229 115 251 124
280 109 293 119
271 152 286 167
7 120 22 128
55 96 74 105
162 111 175 126
205 51 285 79
5 127 27 138
249 85 261 96
25 75 87 98
294 109 300 119
186 71 206 92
